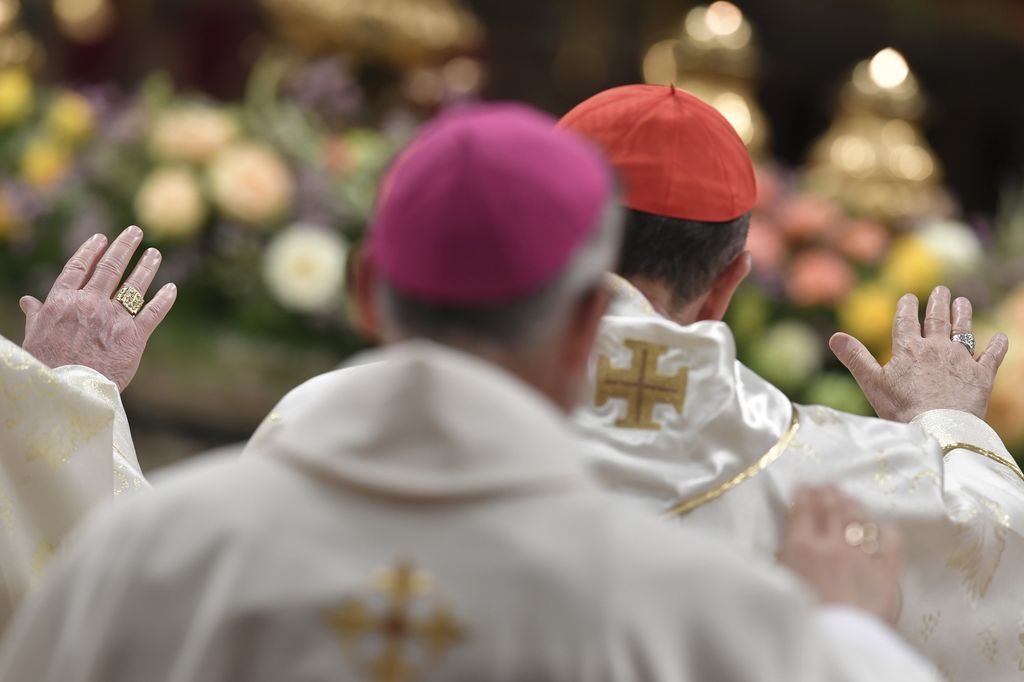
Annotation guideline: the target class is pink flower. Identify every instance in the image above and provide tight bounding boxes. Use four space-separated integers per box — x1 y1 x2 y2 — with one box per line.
747 216 787 274
836 219 890 264
754 164 784 210
776 194 842 243
784 248 856 307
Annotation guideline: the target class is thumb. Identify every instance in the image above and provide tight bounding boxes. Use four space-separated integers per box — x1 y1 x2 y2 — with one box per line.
19 296 42 317
829 332 882 387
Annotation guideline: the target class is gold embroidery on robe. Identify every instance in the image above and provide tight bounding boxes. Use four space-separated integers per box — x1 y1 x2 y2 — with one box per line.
329 559 466 682
596 339 687 430
664 409 800 517
919 610 940 644
947 494 1009 601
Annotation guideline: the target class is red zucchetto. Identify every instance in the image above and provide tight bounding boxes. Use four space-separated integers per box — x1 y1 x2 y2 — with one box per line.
559 84 756 222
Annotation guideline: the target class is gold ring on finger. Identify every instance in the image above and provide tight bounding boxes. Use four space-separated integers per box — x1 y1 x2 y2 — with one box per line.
844 521 881 556
115 285 145 316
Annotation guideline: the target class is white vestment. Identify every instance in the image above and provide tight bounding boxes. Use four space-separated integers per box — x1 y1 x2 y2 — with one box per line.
0 341 937 681
0 335 146 630
574 275 1024 682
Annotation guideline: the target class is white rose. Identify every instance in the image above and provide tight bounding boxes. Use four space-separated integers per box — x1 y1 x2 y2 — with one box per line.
150 106 239 164
915 218 984 275
134 167 207 240
263 226 348 313
209 142 295 228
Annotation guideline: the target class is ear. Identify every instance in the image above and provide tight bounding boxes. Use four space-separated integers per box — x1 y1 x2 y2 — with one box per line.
564 284 612 375
696 251 751 322
350 246 383 341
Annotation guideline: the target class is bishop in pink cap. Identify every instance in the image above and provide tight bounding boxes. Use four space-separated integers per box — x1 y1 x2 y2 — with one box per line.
368 103 614 305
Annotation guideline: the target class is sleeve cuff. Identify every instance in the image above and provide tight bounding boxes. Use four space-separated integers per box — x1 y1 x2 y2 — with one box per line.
912 408 1022 479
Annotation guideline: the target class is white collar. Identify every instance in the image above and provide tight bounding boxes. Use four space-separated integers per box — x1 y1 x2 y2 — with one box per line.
247 341 595 499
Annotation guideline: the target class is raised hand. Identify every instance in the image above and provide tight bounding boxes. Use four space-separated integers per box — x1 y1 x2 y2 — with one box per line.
21 226 177 392
779 485 904 625
829 286 1009 423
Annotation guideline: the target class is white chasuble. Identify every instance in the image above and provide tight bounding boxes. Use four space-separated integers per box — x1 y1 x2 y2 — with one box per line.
0 336 147 630
0 342 938 682
574 275 1024 682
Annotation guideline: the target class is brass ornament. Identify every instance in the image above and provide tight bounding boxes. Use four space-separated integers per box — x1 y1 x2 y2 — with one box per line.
259 0 482 69
804 48 952 221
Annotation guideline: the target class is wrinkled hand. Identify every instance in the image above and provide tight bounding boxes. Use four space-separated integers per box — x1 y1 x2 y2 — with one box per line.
829 286 1008 423
21 226 177 392
780 485 904 625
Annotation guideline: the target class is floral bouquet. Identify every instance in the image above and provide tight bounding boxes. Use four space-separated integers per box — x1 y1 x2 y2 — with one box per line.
0 56 415 356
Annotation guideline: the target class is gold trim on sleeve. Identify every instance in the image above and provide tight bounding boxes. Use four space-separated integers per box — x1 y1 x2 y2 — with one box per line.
663 408 800 518
942 442 1024 483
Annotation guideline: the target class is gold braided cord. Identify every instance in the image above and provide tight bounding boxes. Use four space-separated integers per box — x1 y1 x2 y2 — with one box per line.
942 442 1024 484
663 409 800 518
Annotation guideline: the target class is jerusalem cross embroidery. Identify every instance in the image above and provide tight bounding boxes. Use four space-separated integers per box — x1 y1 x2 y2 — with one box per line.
329 559 466 682
596 339 688 430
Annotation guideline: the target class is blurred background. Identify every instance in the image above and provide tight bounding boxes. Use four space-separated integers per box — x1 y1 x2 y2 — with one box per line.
4 0 1024 468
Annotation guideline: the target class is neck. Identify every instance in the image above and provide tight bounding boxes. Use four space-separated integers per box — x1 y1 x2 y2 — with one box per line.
627 276 705 326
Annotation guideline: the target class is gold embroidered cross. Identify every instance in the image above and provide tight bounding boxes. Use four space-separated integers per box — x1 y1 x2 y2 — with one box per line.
329 559 466 682
596 339 687 430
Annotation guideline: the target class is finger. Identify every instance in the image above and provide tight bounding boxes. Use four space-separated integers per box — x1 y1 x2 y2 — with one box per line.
84 226 144 296
50 233 108 293
19 296 41 317
923 286 952 339
830 333 882 384
892 293 921 343
951 297 973 337
121 248 163 297
978 333 1010 376
134 283 177 339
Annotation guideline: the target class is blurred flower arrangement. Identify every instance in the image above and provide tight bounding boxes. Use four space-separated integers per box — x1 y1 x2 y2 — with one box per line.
0 55 417 355
729 163 991 417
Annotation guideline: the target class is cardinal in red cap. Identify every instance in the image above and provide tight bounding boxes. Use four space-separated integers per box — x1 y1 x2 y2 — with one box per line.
563 84 1017 682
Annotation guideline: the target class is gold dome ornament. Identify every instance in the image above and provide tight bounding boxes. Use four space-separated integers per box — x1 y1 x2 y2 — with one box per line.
642 1 769 157
0 0 42 71
259 0 483 69
53 0 116 44
804 48 952 222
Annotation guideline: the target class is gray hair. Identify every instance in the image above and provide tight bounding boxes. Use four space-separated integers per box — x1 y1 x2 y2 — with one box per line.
376 197 623 352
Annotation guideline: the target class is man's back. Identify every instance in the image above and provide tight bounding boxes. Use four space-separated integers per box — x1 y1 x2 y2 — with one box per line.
0 343 935 682
575 275 1024 680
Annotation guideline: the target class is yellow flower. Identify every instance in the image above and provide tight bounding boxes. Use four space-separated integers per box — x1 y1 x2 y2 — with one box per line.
21 138 71 188
837 282 898 354
47 92 95 144
134 167 207 241
0 68 32 127
881 234 945 297
209 142 294 228
0 190 18 240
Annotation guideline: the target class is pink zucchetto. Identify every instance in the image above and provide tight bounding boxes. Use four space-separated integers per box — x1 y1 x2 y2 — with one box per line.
368 103 614 305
